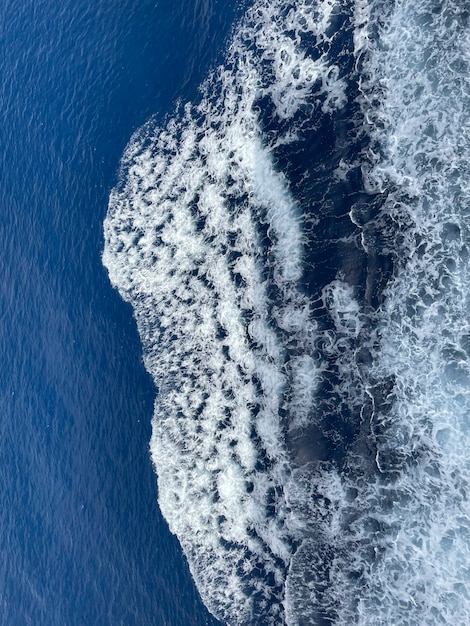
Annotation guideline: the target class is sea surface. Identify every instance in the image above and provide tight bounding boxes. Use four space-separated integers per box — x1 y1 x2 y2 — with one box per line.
3 0 470 625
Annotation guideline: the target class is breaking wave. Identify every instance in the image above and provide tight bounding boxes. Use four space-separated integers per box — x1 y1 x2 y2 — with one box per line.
103 0 470 623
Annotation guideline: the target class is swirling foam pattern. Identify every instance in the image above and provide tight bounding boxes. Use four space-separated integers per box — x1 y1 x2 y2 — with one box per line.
103 0 470 623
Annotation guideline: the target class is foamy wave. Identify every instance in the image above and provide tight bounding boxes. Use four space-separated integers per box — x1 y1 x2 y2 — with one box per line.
103 1 347 623
296 1 470 623
103 0 470 623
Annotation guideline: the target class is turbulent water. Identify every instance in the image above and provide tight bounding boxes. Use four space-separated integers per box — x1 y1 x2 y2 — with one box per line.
103 0 470 624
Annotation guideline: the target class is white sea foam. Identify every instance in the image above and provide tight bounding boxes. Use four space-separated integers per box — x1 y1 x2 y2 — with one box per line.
103 0 470 623
286 1 470 623
103 1 345 623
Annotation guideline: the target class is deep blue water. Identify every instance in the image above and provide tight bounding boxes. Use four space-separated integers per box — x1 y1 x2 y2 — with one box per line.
1 0 240 623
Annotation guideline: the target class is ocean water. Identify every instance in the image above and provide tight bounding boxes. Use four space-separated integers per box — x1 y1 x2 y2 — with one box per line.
103 0 470 625
1 0 235 624
4 0 470 624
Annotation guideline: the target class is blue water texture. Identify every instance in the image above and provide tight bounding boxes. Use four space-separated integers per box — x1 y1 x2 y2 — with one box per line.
1 0 235 623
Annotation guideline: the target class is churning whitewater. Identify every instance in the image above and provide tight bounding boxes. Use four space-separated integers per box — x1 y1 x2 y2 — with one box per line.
103 0 470 623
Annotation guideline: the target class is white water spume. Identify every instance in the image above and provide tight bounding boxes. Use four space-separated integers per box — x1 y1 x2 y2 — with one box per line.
103 0 470 623
289 1 470 624
103 1 344 624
